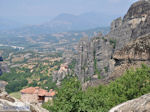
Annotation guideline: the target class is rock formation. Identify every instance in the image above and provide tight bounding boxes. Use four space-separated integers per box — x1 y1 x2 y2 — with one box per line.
52 63 72 85
108 33 150 82
75 36 113 83
109 93 150 112
107 0 150 49
82 27 150 90
113 33 150 61
75 0 150 84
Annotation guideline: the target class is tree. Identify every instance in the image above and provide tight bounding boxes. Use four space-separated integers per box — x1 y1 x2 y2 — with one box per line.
44 77 83 112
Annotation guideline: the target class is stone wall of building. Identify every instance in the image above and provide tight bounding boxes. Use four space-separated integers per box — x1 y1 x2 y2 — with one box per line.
21 93 38 103
45 96 52 102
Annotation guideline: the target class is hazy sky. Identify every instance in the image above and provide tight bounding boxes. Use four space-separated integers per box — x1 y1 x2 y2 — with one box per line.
0 0 138 24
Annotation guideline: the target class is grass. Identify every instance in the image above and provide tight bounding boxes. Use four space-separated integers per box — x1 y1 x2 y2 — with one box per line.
9 92 21 99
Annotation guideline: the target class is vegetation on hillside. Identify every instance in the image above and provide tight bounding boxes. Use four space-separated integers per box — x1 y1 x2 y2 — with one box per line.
43 65 150 112
109 39 116 48
0 59 63 93
0 47 65 93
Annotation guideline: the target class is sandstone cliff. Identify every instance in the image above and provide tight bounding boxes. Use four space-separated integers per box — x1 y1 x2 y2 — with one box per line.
75 0 150 84
108 0 150 49
108 33 150 82
75 35 113 83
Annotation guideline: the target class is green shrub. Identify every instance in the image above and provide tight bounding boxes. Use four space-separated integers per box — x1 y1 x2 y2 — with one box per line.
109 39 116 48
48 77 83 112
104 66 109 72
6 79 28 93
44 65 150 112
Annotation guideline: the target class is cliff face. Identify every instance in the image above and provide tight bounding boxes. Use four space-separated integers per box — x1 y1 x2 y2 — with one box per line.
125 0 150 38
113 33 150 61
81 33 150 89
109 33 150 81
108 0 150 49
75 35 113 83
75 0 150 83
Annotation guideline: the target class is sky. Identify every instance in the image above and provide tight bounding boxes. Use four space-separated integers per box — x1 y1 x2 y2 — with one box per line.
0 0 138 24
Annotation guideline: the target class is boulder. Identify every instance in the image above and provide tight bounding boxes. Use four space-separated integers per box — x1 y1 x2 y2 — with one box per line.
0 93 30 112
109 93 150 112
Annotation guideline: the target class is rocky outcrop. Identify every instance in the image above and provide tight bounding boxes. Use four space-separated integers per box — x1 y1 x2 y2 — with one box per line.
125 0 150 39
107 0 150 49
111 17 122 31
75 36 114 83
108 0 150 80
52 63 72 85
75 0 150 83
109 93 150 112
82 32 150 89
113 33 150 61
30 103 49 112
0 91 30 112
109 33 150 82
75 37 95 83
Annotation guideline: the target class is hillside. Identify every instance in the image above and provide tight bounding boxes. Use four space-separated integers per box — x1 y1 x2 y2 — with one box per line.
0 47 64 93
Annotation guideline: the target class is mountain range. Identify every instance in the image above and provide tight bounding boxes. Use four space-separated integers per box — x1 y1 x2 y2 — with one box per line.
41 12 115 32
0 12 117 33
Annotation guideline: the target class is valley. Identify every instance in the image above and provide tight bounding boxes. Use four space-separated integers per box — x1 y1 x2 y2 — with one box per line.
0 27 109 51
0 27 109 95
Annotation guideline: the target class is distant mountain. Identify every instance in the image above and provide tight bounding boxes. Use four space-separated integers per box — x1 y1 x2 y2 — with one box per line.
3 12 114 35
40 12 115 32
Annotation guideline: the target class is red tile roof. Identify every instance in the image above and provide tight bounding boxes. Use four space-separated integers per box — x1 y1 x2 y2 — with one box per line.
20 87 55 97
